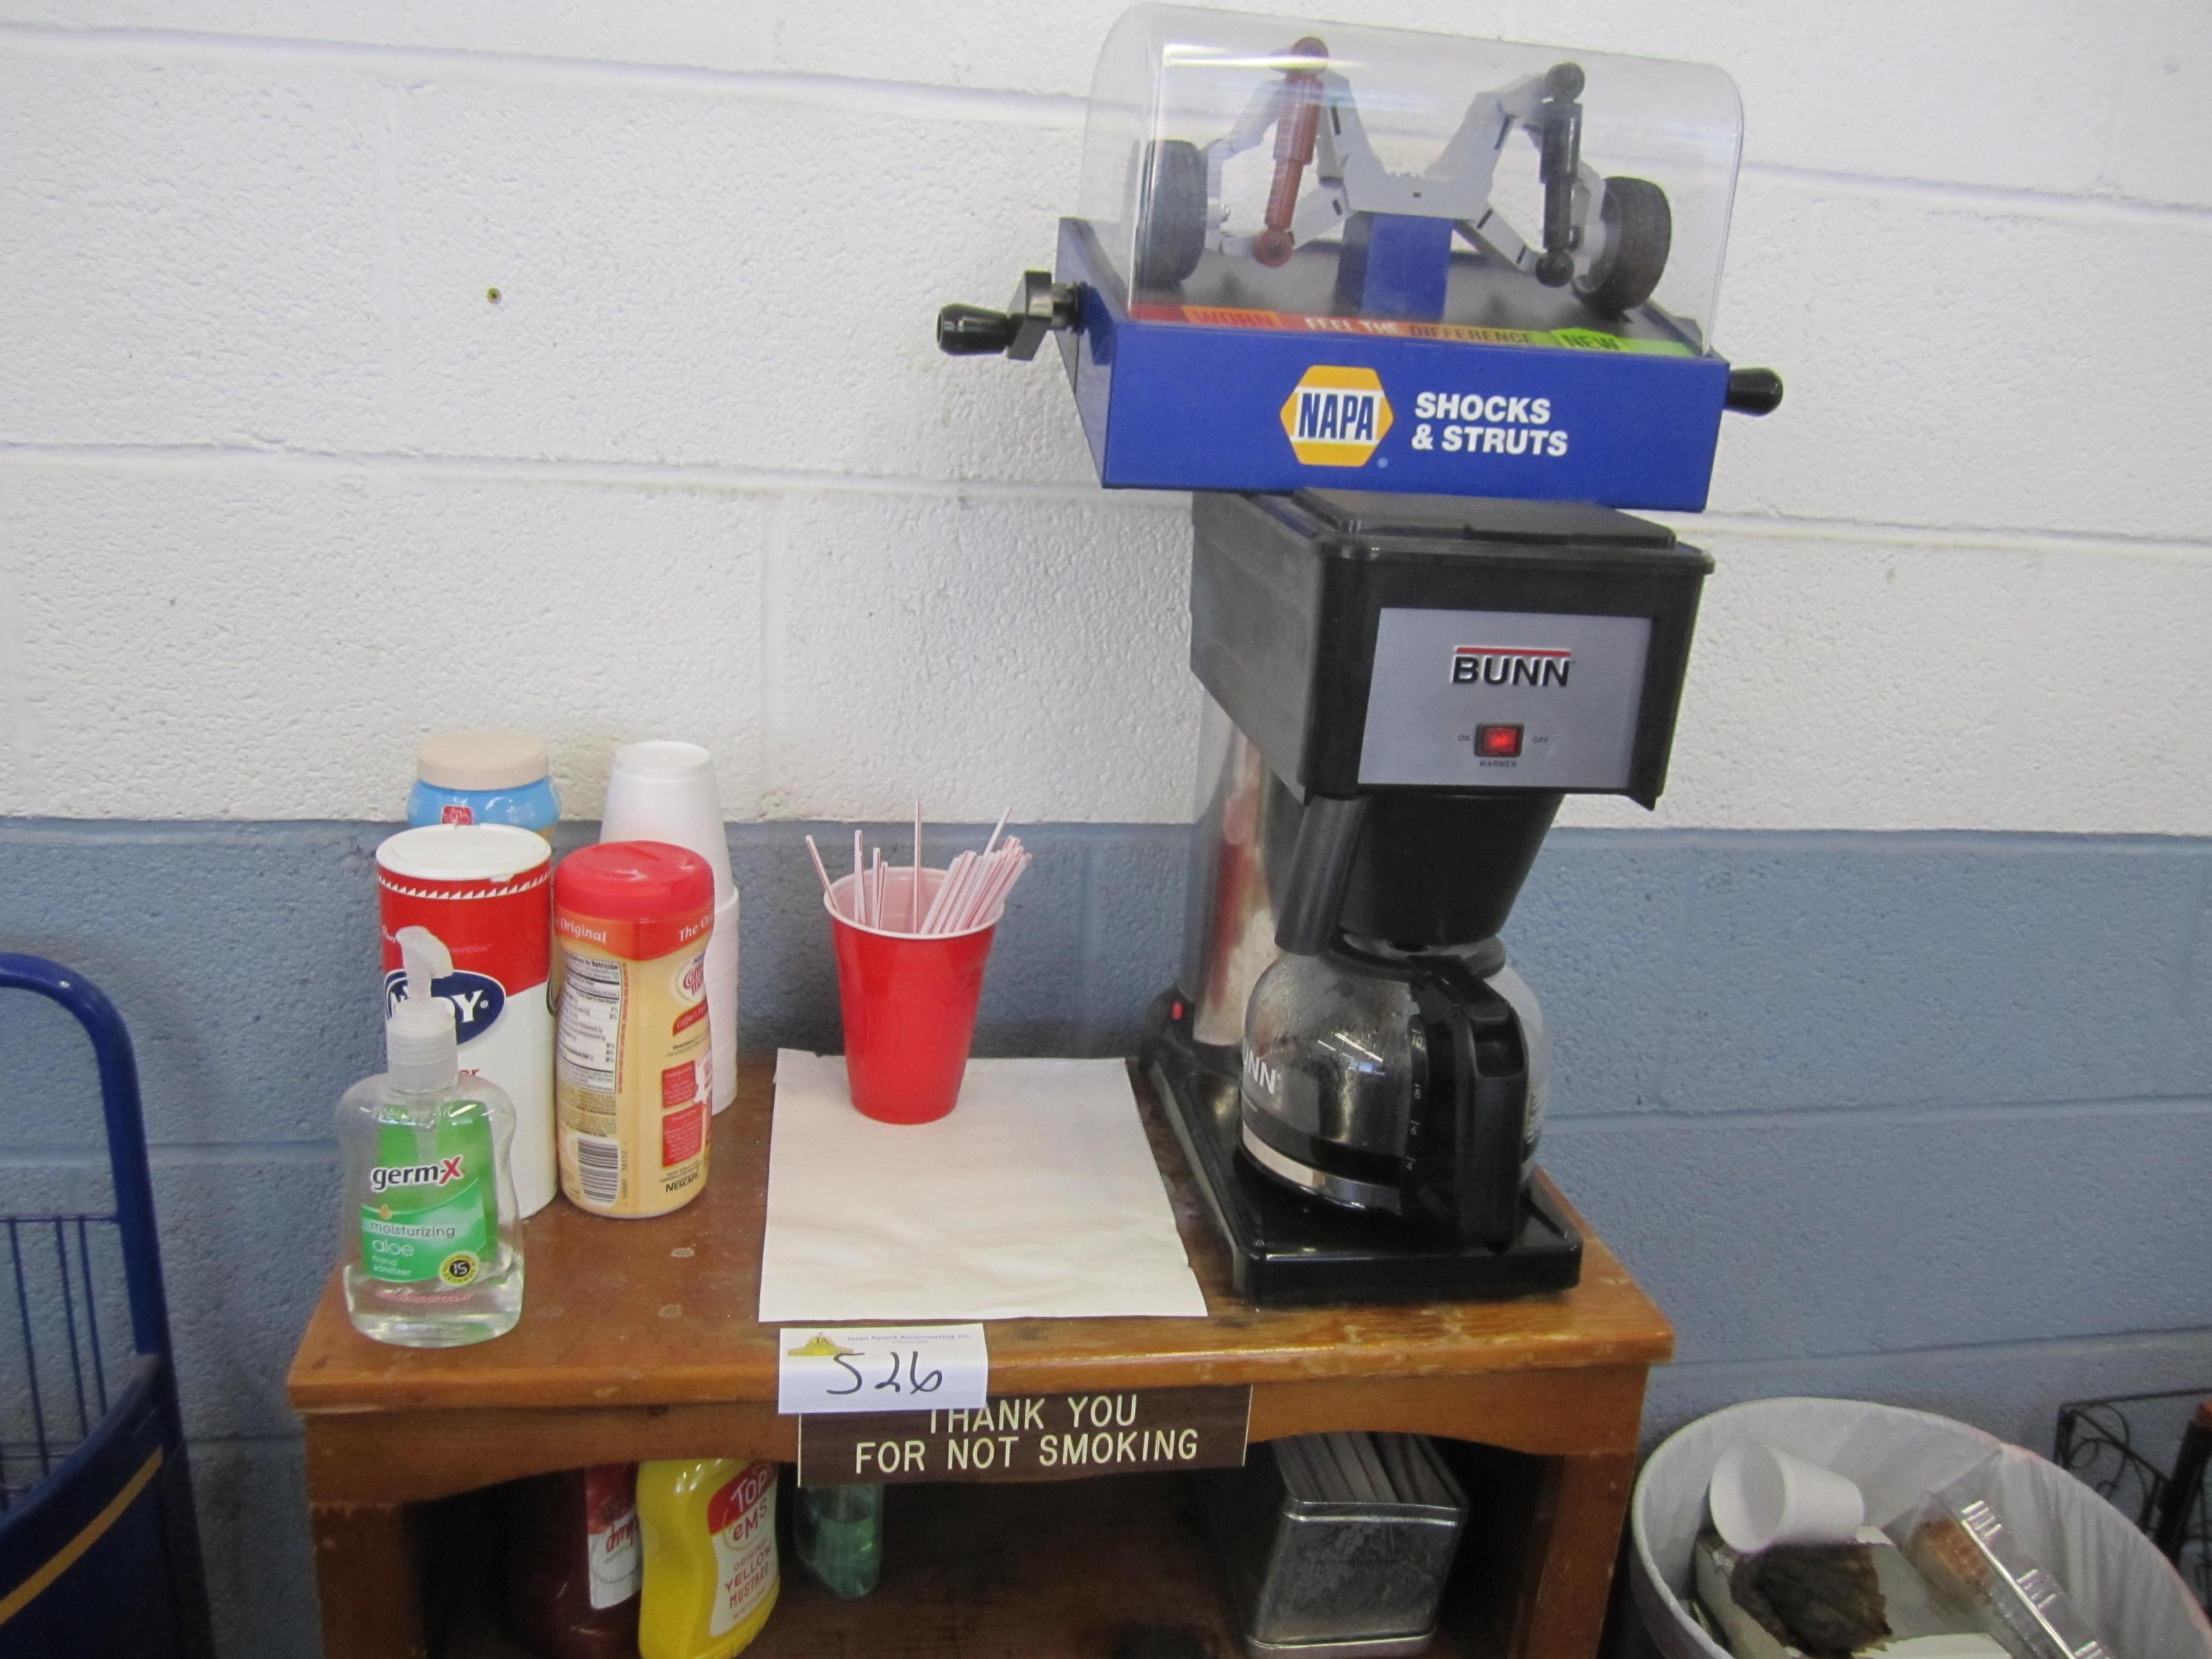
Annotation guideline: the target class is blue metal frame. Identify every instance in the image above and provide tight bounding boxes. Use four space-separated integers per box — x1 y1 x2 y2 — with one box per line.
1052 218 1729 509
0 955 214 1658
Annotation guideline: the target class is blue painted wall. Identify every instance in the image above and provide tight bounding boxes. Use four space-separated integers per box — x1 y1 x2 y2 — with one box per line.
3 819 2209 1658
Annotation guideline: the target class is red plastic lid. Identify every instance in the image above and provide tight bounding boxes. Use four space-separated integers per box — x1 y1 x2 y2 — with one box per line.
556 841 714 960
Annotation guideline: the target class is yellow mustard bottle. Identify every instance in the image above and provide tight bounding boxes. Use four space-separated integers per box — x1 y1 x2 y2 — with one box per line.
637 1459 780 1659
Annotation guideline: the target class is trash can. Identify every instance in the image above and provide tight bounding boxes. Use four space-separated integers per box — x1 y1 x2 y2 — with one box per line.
1627 1396 2212 1659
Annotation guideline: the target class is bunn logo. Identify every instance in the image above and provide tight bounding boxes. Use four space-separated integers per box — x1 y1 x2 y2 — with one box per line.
1280 365 1393 467
1242 1048 1282 1100
1452 646 1571 688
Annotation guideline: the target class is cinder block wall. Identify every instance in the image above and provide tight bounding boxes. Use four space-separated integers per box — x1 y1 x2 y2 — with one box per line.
3 4 2210 1656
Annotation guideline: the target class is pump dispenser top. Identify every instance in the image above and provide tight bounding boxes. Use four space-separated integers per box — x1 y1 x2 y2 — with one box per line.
387 925 458 1093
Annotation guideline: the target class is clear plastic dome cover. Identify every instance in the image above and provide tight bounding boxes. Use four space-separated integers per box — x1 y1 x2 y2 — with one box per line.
1077 6 1743 351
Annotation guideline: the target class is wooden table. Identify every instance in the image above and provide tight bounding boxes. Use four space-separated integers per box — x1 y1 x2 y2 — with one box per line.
289 1061 1672 1659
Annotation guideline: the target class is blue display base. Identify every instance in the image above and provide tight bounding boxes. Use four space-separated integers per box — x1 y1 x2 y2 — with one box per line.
1054 218 1729 510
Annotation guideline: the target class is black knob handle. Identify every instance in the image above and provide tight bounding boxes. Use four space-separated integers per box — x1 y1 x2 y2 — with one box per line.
1726 365 1784 415
936 304 1019 357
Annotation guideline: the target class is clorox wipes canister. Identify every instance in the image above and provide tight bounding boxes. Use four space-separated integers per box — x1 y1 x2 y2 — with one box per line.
376 824 557 1215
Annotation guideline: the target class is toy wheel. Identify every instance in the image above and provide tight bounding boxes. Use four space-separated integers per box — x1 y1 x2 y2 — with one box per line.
1133 139 1206 288
1576 175 1670 317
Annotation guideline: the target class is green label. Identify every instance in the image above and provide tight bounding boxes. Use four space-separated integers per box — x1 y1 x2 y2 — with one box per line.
358 1111 497 1285
1547 327 1695 357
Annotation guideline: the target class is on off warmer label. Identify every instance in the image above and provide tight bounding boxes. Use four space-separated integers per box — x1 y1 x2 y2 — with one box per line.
1359 605 1651 791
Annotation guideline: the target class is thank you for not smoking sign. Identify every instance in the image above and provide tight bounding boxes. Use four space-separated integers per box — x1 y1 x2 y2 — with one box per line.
797 1386 1251 1487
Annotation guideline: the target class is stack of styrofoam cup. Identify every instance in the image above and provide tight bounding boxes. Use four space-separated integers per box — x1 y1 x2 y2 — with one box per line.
600 741 739 1112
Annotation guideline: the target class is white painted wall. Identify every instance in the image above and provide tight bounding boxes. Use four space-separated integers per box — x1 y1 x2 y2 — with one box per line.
3 1 2209 832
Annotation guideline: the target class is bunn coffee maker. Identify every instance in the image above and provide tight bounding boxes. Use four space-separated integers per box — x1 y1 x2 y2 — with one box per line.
1141 490 1710 1304
936 9 1775 1304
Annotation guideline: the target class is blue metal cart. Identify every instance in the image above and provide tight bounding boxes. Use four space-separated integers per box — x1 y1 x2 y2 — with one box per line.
0 955 215 1658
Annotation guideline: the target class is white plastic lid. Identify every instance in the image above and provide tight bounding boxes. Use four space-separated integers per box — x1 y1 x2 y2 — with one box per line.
416 729 549 791
375 823 551 883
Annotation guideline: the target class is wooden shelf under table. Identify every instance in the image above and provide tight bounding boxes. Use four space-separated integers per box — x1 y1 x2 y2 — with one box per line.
289 1057 1672 1659
446 1473 1489 1659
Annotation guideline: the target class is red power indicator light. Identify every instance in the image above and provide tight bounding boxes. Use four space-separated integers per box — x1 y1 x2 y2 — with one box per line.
1477 724 1524 758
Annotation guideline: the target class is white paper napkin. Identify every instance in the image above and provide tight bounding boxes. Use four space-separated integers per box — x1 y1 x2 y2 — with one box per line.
757 1050 1209 1322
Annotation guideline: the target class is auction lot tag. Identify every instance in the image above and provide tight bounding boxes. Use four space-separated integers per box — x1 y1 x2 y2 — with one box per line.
797 1386 1252 1486
776 1324 988 1416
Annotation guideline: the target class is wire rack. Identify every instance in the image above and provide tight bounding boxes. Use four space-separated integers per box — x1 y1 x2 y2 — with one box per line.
0 1212 130 1511
2055 1386 2212 1612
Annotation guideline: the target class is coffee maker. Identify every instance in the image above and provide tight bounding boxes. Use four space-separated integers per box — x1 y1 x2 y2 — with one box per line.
1140 490 1712 1305
931 11 1777 1303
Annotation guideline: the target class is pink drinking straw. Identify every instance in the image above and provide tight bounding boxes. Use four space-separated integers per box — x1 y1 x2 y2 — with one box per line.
959 844 1027 931
930 854 969 931
922 851 973 934
811 811 1032 937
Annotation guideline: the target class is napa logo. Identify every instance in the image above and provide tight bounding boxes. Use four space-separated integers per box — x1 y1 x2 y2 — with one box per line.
1280 365 1393 467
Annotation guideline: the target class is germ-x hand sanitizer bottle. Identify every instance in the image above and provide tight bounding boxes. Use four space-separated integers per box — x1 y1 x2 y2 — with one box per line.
339 925 525 1345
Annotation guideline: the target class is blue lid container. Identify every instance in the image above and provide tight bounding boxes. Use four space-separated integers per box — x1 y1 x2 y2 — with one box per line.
407 730 558 837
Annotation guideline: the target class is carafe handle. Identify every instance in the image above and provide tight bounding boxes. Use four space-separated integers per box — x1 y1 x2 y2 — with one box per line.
1409 969 1527 1250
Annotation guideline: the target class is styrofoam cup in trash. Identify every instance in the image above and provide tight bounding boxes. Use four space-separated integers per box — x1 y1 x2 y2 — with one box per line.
1708 1439 1864 1553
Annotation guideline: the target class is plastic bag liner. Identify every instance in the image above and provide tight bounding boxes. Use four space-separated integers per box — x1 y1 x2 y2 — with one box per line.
1628 1397 2212 1659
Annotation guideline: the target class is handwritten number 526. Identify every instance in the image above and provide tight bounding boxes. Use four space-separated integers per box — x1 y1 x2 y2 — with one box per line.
824 1349 943 1396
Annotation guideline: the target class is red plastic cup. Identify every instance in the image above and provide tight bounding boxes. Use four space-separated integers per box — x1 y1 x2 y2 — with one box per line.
826 867 1001 1125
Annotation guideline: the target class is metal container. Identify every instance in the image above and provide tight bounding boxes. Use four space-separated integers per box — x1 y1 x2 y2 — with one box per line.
1206 1432 1469 1658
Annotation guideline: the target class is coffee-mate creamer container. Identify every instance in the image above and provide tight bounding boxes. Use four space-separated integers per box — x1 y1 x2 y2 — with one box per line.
376 824 556 1216
554 842 714 1218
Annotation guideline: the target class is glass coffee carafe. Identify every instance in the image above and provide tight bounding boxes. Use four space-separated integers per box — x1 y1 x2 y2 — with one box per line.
1238 943 1548 1250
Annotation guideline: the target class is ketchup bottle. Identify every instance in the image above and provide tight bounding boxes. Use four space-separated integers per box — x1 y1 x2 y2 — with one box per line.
505 1464 643 1659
